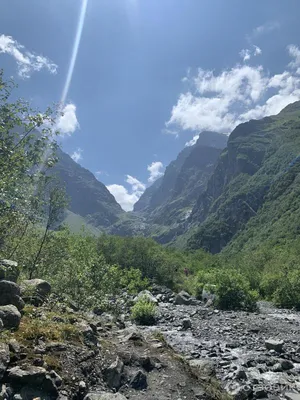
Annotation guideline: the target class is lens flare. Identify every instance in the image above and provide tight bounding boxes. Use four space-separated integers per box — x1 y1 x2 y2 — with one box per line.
61 0 88 105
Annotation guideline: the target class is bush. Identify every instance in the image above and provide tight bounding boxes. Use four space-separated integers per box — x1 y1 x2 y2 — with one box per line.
131 295 157 325
214 270 258 311
272 270 300 310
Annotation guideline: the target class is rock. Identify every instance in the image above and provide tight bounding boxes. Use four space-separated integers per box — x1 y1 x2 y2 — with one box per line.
0 260 19 282
235 367 247 380
20 279 51 306
202 285 217 302
188 359 216 379
0 280 24 311
8 339 20 354
7 366 58 396
182 318 192 330
0 319 3 331
75 321 97 345
84 393 127 400
129 370 147 390
133 290 158 304
285 393 300 400
272 363 283 372
0 343 10 380
104 357 124 390
228 383 253 400
0 305 21 329
125 330 144 342
174 291 192 305
265 339 284 353
281 359 294 370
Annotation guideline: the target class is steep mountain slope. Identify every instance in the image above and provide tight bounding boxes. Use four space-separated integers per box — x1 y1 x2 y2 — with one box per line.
53 148 125 229
187 101 300 253
132 132 227 243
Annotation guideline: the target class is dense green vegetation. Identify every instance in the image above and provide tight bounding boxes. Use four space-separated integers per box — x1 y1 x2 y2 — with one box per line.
1 70 300 312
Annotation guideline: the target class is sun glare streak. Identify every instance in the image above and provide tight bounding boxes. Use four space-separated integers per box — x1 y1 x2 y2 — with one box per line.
61 0 88 105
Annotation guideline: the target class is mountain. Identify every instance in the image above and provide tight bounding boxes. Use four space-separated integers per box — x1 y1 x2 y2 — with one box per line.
52 148 125 230
132 131 228 243
186 101 300 253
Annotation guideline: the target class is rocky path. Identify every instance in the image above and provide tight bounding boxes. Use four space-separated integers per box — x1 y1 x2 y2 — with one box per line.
138 292 300 400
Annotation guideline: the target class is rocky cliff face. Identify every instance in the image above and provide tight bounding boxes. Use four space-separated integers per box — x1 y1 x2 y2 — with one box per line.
131 132 227 243
188 101 300 253
53 148 125 229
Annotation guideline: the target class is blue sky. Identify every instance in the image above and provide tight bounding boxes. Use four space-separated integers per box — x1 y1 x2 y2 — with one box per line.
1 1 300 210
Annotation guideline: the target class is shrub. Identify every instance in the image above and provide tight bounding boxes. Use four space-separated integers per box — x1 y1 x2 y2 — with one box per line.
272 270 300 310
131 295 157 325
214 270 258 311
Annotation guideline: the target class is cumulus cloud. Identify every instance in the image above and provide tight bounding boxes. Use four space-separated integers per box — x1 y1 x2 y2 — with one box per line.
288 45 300 74
107 162 165 211
0 34 57 79
71 148 83 163
56 103 79 135
147 161 164 183
107 175 145 211
166 45 300 135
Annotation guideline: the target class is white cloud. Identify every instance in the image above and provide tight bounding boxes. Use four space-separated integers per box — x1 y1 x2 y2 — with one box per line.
107 163 165 211
288 45 300 74
107 175 145 211
166 45 300 135
185 134 199 147
0 34 57 79
252 21 280 38
240 45 262 63
240 49 251 62
56 103 79 136
254 45 262 56
71 148 83 163
147 161 164 183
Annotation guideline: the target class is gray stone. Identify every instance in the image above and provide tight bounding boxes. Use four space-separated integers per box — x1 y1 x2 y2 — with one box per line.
7 366 58 395
84 393 127 400
104 357 124 390
188 359 216 379
285 393 300 400
280 359 294 370
265 339 284 353
20 279 51 306
0 305 21 329
174 291 192 305
0 319 3 331
0 343 10 380
0 260 19 282
0 280 24 310
182 318 192 330
133 290 158 304
8 339 20 354
129 370 148 390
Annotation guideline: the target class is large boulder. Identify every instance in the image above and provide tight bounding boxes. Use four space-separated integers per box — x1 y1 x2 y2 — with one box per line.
265 339 284 353
0 280 25 311
189 359 216 380
84 393 127 400
21 279 51 306
0 260 19 282
0 343 10 380
0 305 22 329
7 366 59 396
133 290 158 304
104 357 124 390
174 290 192 305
